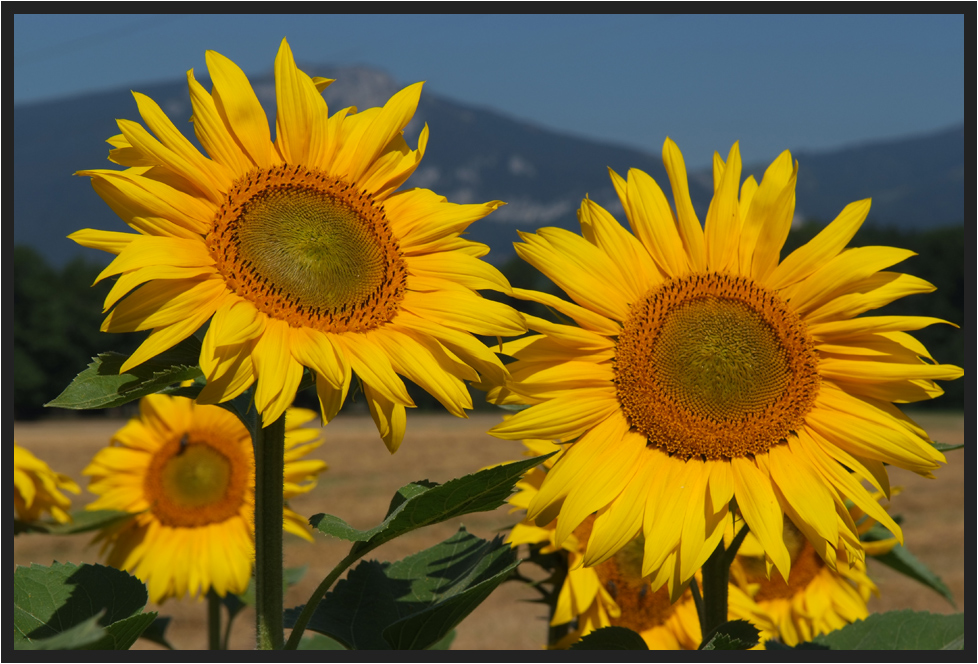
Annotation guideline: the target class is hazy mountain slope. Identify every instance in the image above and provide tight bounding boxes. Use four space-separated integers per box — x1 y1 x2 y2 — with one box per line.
14 66 962 266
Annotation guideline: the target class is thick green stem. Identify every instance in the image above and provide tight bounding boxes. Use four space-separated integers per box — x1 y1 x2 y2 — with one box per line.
255 412 287 650
207 589 221 650
701 540 729 637
545 553 570 648
700 521 750 642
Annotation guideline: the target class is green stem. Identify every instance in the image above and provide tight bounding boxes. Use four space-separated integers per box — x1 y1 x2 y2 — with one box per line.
545 553 570 648
207 589 221 650
701 539 729 637
699 521 751 642
689 577 705 633
254 412 287 650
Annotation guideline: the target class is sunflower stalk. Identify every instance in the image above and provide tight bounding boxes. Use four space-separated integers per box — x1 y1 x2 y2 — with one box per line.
254 412 287 650
207 589 221 650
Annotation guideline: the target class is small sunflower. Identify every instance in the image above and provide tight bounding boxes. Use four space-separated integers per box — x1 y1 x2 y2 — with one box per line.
731 519 877 646
507 440 740 650
84 393 327 603
14 443 80 524
71 38 522 450
490 140 961 597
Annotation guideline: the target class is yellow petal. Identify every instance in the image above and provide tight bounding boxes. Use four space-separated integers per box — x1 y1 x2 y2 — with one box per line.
274 38 330 168
252 318 304 426
69 229 137 256
488 389 618 442
731 455 790 579
331 333 413 407
661 138 706 270
739 151 796 279
187 69 250 174
703 142 742 272
363 383 407 453
613 168 688 278
206 49 271 169
769 199 870 290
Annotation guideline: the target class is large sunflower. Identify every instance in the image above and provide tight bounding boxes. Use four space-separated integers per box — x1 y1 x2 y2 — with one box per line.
489 140 961 598
84 393 327 603
14 442 80 524
71 38 522 450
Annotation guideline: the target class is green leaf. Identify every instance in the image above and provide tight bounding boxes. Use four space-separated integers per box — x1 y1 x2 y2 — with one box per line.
15 510 137 536
699 620 760 650
570 626 649 650
13 614 107 650
46 336 203 410
285 529 518 650
813 610 964 650
298 634 347 650
862 523 955 605
765 640 830 650
311 454 553 557
14 562 154 650
427 630 457 650
931 441 964 452
138 616 175 650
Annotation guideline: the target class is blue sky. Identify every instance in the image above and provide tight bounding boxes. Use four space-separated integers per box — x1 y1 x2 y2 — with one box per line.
14 13 963 169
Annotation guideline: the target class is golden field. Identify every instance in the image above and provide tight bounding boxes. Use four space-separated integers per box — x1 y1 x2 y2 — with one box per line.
14 411 964 650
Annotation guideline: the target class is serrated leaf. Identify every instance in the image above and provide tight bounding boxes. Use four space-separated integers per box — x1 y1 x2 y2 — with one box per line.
311 454 552 556
570 626 649 650
285 529 518 650
931 441 964 452
14 562 152 650
100 612 159 650
14 614 107 650
700 620 760 650
813 610 964 650
46 336 203 410
862 523 955 605
15 510 137 536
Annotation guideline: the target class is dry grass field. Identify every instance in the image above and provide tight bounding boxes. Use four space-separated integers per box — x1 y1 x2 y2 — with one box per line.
14 411 964 650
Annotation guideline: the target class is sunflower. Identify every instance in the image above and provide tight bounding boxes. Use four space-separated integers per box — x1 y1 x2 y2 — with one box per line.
507 440 739 650
14 443 80 524
489 139 961 598
730 518 877 646
83 393 327 603
70 38 522 451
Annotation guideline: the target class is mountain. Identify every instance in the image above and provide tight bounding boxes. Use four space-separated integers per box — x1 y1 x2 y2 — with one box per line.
14 66 963 267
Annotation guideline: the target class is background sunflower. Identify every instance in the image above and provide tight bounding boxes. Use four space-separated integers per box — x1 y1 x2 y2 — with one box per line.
84 394 327 603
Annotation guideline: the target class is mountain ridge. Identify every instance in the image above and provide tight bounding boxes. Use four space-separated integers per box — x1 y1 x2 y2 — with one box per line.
14 66 963 266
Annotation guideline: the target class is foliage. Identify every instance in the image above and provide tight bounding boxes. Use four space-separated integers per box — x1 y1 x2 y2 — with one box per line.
14 562 156 650
286 530 517 650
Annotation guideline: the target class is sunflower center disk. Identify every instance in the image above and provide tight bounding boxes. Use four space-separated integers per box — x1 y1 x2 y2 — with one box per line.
146 435 249 527
209 165 407 333
615 274 820 460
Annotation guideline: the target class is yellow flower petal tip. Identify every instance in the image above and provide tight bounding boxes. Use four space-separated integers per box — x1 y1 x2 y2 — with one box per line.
14 443 80 524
